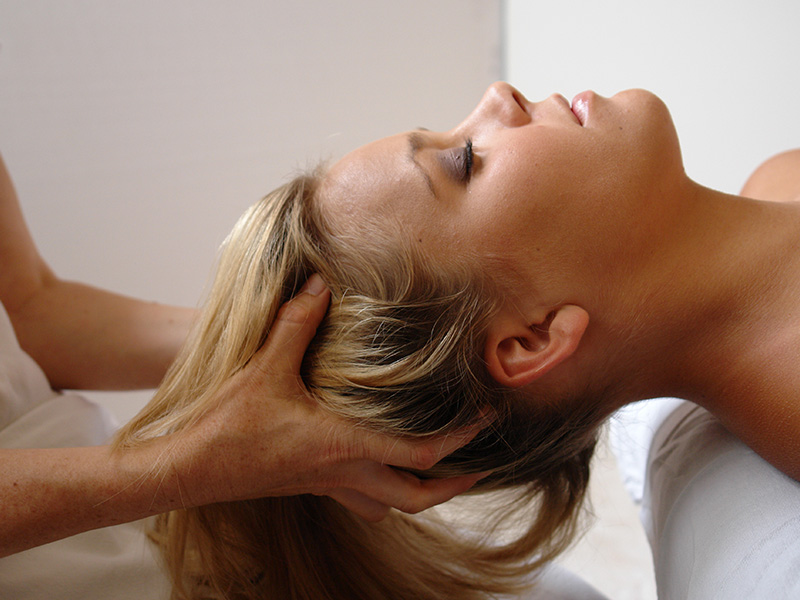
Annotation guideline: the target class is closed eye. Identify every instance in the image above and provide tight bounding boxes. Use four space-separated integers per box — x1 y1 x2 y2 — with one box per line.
461 138 474 183
443 138 474 184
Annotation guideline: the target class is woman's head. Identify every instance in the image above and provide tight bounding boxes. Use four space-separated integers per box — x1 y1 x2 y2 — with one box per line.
320 81 686 411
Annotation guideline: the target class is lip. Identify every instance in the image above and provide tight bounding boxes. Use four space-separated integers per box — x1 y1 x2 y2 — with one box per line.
571 91 594 126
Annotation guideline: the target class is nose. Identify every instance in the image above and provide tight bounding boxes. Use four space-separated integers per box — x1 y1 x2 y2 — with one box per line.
460 82 531 131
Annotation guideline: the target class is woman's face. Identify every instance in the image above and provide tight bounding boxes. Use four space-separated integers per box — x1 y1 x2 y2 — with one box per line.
321 82 683 300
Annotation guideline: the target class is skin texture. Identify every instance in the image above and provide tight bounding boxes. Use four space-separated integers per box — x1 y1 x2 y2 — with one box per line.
0 153 482 557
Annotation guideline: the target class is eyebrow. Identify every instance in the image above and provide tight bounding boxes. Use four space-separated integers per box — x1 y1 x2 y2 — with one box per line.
407 131 438 199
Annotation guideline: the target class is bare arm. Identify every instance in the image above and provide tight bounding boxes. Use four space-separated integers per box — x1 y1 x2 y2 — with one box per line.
741 148 800 203
0 152 196 389
10 281 196 390
1 283 482 557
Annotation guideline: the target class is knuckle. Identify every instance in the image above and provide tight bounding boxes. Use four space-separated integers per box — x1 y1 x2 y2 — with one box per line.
408 446 438 471
277 300 310 325
395 494 425 515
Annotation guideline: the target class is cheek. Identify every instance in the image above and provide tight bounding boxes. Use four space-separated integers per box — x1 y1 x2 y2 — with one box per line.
516 130 603 198
460 143 562 246
454 128 626 260
459 182 541 268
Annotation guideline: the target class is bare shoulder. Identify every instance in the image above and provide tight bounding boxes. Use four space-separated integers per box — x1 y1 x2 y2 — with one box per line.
740 149 800 203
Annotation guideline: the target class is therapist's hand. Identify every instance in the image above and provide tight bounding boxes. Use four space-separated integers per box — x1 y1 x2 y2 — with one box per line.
181 274 484 521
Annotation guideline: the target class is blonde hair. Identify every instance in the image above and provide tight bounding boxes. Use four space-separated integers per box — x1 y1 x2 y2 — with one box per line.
115 170 603 599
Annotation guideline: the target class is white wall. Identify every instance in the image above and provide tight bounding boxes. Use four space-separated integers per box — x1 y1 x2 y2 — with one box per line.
505 0 800 194
0 1 500 422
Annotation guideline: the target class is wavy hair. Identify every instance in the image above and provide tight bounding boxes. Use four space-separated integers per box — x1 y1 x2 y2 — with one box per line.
115 169 603 599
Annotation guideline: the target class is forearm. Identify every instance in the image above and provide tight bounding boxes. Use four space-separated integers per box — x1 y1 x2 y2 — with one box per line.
2 152 197 390
9 278 197 390
0 442 194 558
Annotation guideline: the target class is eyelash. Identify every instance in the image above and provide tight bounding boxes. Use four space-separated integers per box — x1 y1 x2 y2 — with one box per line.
461 138 474 183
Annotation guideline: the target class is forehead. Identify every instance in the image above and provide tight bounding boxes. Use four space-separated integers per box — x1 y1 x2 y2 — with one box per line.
319 133 431 235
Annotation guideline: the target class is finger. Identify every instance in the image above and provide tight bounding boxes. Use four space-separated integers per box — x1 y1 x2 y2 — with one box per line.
262 274 331 368
370 422 486 472
396 470 483 513
346 461 483 514
326 488 391 522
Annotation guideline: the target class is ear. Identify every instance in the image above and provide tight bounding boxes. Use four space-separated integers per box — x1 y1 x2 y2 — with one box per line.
484 305 589 388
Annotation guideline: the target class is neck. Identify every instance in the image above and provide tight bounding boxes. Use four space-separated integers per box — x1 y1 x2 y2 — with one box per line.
593 180 800 419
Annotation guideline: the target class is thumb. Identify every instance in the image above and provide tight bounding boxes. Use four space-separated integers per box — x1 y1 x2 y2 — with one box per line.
263 274 331 368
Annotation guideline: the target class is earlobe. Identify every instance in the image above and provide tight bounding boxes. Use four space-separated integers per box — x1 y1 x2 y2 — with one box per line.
484 305 589 388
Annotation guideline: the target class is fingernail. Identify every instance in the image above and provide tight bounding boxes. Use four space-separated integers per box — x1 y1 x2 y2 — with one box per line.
305 273 327 296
